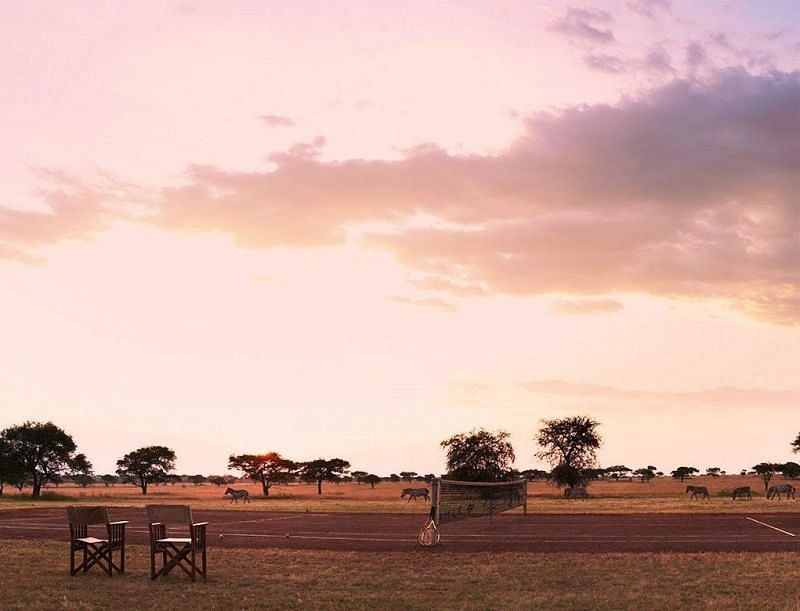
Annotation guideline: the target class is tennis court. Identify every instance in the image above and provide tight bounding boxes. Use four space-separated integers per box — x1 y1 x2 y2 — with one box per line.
2 507 800 553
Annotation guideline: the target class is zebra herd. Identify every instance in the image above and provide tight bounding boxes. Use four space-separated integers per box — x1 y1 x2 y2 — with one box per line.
685 484 796 501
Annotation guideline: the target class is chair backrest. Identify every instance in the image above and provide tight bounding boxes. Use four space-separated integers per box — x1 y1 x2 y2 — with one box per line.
146 504 193 525
67 506 109 526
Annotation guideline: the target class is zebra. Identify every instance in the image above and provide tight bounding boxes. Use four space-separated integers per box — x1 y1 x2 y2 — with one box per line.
685 485 709 500
767 484 796 500
564 487 588 499
401 488 430 502
224 487 250 504
731 486 752 501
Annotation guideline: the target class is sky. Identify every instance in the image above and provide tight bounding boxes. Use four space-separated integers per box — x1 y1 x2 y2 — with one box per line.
1 0 798 477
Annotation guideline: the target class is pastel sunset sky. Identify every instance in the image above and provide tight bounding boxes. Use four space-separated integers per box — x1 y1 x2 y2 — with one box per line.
1 0 798 476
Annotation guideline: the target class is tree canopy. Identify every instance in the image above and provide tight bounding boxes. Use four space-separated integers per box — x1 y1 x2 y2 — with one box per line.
0 436 26 496
440 429 516 482
535 416 601 489
115 446 176 495
752 462 782 491
2 421 91 498
671 466 698 481
300 458 350 495
228 452 295 496
363 474 381 488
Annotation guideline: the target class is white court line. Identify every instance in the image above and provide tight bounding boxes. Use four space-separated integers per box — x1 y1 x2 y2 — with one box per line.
216 515 305 526
221 532 415 543
746 517 796 537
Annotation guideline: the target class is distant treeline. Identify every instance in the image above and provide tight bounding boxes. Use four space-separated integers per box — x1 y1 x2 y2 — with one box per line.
3 419 800 498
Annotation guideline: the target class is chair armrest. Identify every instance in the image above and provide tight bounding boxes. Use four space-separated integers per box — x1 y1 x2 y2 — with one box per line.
109 521 129 526
192 522 209 527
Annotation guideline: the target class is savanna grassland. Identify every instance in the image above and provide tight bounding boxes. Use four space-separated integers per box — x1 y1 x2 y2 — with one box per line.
0 474 794 513
2 475 799 609
0 541 798 610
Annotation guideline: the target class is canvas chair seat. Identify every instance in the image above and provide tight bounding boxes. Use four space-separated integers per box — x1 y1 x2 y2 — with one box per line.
77 537 107 545
156 537 192 544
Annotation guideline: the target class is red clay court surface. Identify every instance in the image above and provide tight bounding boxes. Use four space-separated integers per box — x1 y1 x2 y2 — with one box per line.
2 508 800 553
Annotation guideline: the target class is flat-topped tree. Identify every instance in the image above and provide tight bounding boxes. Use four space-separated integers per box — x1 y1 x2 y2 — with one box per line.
634 467 656 483
228 452 296 496
116 446 176 495
671 466 698 482
753 462 782 492
399 471 418 483
706 467 722 478
363 474 381 488
351 470 368 484
2 421 91 498
99 474 119 487
300 458 350 495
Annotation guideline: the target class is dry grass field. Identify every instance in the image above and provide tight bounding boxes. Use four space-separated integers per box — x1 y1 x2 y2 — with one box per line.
1 541 799 610
1 474 794 513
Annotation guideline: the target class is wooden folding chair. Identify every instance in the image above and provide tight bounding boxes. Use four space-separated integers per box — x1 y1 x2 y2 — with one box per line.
146 505 208 581
67 506 128 577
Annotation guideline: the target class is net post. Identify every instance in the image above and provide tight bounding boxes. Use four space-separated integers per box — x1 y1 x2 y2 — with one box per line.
523 479 528 516
431 479 440 525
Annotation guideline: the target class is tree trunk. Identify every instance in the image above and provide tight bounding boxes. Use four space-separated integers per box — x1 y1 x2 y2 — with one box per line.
141 477 148 495
261 474 270 496
32 476 41 498
317 480 322 495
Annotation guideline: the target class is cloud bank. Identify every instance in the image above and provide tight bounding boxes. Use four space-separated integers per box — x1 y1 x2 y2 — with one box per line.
2 70 798 325
154 69 800 325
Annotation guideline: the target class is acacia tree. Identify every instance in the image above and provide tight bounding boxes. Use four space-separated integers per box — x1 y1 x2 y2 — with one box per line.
706 467 722 478
792 433 800 455
100 474 119 487
606 465 632 480
441 429 516 482
535 417 601 490
634 466 657 483
300 458 350 495
399 471 418 483
227 452 296 496
753 462 781 492
671 466 698 482
116 446 176 495
363 474 381 489
2 421 91 498
351 470 368 484
781 462 800 479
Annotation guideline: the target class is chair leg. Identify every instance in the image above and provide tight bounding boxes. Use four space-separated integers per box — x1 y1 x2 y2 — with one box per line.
150 549 157 580
83 547 88 574
191 549 196 582
202 548 207 578
120 543 125 574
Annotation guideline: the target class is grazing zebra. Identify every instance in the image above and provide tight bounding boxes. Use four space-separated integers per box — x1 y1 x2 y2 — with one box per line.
767 484 796 500
564 487 588 499
685 485 709 500
731 486 752 501
224 487 250 504
401 488 430 502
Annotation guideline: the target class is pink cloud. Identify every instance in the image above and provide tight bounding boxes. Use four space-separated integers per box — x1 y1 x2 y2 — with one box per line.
259 114 295 127
149 69 799 325
550 7 616 48
551 299 624 315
